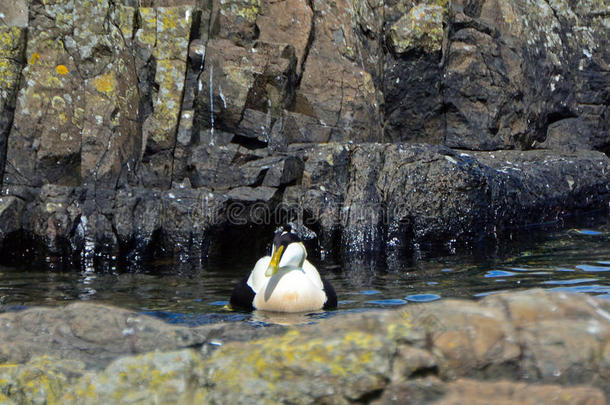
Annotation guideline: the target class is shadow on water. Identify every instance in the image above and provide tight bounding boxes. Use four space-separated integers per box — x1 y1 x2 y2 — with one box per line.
0 211 608 326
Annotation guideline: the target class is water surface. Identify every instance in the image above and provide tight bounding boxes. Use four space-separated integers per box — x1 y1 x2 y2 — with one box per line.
1 214 608 325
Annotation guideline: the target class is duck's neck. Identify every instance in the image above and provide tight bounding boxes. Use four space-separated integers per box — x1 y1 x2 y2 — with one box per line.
278 243 307 269
278 264 305 273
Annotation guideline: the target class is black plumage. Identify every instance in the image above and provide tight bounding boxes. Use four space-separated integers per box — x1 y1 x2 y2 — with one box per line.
229 276 255 310
322 277 337 309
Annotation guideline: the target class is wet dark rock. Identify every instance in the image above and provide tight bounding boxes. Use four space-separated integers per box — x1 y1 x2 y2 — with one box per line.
442 0 609 151
285 144 610 263
539 117 599 152
383 51 444 144
0 143 608 268
0 196 23 248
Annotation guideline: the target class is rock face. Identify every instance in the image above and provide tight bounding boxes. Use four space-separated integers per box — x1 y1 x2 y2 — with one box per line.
0 290 608 403
0 0 608 265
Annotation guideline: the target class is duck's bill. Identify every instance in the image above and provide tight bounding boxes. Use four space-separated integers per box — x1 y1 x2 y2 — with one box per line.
265 245 284 277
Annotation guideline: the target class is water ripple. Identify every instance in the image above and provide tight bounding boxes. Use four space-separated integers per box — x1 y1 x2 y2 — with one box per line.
485 270 517 278
576 264 610 272
574 229 603 236
366 299 407 306
543 278 598 285
405 294 441 302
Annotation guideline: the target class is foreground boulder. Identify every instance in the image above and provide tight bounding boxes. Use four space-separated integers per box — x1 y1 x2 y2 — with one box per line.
0 302 215 368
0 290 608 403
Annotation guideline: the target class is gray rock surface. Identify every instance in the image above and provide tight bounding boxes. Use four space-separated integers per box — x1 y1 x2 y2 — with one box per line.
0 302 213 368
0 290 607 403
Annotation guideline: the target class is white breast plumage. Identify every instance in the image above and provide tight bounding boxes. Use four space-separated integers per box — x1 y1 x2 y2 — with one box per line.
248 259 326 312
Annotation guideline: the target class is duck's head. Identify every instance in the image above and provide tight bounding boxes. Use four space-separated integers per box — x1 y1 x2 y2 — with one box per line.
265 227 307 277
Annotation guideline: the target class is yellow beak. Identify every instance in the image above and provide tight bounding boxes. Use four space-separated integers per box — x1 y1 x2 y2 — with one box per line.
265 245 284 277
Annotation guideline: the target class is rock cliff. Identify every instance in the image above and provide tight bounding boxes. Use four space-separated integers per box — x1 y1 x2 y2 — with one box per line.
0 0 608 266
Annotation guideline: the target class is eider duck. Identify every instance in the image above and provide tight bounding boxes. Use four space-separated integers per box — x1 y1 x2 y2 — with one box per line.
230 227 337 312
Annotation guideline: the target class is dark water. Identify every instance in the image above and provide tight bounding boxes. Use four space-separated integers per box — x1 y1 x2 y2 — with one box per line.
1 213 608 325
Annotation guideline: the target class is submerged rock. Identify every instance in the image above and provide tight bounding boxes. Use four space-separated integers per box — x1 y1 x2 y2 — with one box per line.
0 290 607 403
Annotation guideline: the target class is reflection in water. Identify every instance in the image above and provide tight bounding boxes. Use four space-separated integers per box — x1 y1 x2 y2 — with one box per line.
0 214 608 325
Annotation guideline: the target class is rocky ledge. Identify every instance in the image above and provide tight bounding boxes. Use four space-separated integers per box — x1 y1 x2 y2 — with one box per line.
0 289 608 403
1 144 608 268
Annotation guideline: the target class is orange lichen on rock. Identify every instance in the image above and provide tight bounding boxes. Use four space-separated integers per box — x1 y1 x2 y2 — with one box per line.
92 72 117 95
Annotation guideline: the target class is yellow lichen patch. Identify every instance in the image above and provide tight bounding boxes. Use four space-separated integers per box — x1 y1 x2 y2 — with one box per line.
0 28 25 93
389 3 445 53
70 374 97 400
92 71 117 96
153 7 193 61
44 75 63 87
29 53 41 65
56 65 69 75
136 8 157 48
0 363 20 371
207 326 389 399
0 60 20 92
161 15 178 31
116 5 136 40
0 356 83 405
62 349 205 404
72 107 85 129
51 95 66 111
386 313 415 342
224 65 255 90
148 58 185 145
45 202 63 212
220 0 261 23
0 27 23 55
56 13 72 29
